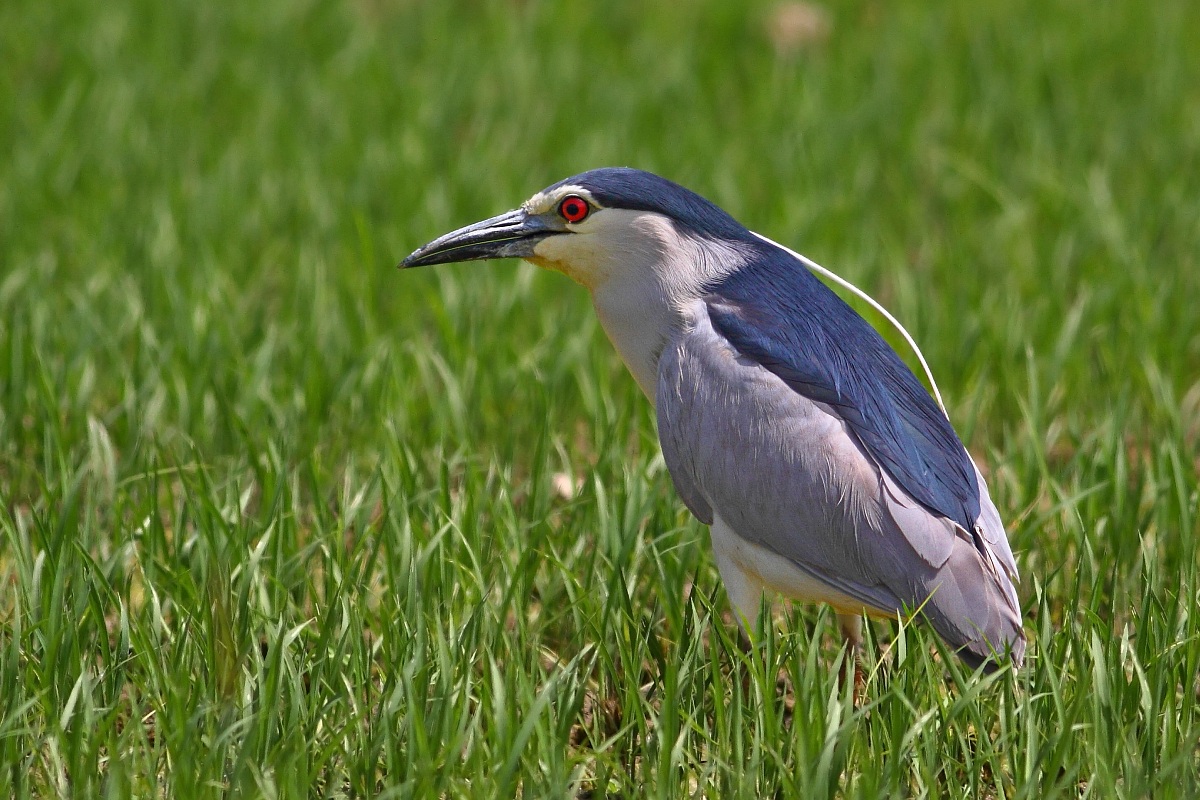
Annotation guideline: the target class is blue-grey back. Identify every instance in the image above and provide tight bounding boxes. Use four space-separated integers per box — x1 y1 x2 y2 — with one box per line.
705 245 982 532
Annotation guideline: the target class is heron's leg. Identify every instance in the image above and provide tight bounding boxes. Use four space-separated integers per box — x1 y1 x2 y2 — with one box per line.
837 612 866 698
713 549 766 648
709 520 767 646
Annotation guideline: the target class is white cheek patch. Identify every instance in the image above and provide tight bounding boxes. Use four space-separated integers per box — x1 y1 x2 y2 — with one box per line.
530 208 751 294
530 234 611 285
530 209 663 288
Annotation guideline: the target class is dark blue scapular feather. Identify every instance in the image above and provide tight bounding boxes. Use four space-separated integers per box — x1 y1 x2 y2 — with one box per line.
705 245 982 532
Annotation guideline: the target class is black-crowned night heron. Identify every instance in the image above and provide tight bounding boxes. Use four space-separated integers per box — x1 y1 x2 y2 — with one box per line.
401 168 1024 671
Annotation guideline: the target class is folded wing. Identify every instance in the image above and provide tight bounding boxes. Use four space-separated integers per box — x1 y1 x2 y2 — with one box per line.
655 251 1023 667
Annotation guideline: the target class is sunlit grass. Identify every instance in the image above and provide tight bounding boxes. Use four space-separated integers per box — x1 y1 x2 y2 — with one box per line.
1 0 1198 796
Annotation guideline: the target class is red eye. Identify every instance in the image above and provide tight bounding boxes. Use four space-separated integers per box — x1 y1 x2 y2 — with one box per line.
558 195 591 223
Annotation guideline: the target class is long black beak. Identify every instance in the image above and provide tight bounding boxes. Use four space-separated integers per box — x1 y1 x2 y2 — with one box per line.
399 209 556 268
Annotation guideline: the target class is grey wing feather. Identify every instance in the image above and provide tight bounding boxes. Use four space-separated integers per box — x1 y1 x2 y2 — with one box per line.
657 303 1024 667
970 459 1020 577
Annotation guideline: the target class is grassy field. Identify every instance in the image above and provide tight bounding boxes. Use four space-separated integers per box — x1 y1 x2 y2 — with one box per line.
2 0 1199 796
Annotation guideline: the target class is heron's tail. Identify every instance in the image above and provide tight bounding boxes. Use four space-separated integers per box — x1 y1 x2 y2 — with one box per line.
920 536 1025 672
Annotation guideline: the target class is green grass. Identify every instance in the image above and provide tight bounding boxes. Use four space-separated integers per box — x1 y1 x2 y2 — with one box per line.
2 0 1199 796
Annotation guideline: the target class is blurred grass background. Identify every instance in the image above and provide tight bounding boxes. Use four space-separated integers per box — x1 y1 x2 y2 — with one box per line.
1 0 1198 796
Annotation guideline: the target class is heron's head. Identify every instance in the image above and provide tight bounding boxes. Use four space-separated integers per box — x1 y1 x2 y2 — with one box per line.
401 168 756 291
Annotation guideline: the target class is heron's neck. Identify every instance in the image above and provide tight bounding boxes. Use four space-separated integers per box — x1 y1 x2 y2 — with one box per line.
531 212 753 402
590 277 679 401
588 232 752 403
